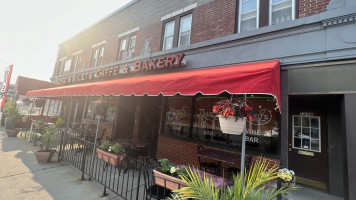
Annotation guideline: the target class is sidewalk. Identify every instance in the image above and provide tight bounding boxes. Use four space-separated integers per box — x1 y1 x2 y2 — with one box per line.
0 127 118 200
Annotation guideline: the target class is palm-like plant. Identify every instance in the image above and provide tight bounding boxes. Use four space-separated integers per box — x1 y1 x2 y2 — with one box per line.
172 157 295 200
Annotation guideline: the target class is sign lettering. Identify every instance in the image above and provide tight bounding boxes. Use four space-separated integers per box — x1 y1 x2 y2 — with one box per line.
58 53 186 84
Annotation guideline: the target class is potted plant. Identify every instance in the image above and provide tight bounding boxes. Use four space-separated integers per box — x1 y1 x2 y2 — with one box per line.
173 157 295 200
24 131 39 143
55 117 65 128
34 119 45 130
3 101 21 137
35 125 57 163
212 98 255 135
22 115 31 123
96 141 126 166
153 158 189 190
278 168 296 189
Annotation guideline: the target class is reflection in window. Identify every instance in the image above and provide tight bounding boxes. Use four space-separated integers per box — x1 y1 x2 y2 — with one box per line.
163 21 175 50
270 0 294 25
178 14 192 47
292 115 320 152
239 0 259 32
162 95 280 155
85 97 118 122
164 97 192 136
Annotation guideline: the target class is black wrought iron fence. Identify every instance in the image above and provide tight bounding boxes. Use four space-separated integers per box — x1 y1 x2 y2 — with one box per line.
53 130 166 200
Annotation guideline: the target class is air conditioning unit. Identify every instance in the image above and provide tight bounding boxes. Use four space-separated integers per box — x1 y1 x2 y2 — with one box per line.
125 51 133 59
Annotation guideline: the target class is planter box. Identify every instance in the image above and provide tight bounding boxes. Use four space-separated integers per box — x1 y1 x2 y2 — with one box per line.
96 148 126 166
218 115 246 135
153 169 187 191
280 178 296 189
35 150 55 164
5 129 19 137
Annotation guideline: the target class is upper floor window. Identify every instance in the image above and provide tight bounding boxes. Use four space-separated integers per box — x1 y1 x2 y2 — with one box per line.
57 59 65 76
91 46 104 67
239 0 259 32
270 0 294 25
72 53 82 72
63 59 72 72
128 35 136 57
162 14 192 50
178 14 192 47
118 34 136 60
163 21 175 50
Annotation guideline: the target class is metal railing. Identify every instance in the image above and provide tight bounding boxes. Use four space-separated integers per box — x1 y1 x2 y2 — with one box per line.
53 130 166 200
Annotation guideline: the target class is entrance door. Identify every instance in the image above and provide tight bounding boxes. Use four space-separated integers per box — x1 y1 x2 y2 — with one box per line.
288 110 329 190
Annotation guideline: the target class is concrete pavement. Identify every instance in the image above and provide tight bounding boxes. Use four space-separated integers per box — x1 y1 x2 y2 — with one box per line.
0 127 118 200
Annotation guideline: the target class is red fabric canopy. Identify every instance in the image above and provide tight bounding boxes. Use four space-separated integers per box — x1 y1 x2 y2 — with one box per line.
27 60 281 108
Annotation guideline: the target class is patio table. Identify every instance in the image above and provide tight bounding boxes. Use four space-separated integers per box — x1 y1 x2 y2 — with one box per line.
196 148 240 176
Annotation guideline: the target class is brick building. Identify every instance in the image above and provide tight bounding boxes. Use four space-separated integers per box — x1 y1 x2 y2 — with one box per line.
27 0 356 199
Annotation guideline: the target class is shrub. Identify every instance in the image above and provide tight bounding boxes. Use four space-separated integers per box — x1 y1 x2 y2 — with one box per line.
109 143 124 154
100 140 110 151
55 117 65 128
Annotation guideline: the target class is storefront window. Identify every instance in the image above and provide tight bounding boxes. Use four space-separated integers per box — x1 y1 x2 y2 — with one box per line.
16 95 44 116
162 94 280 155
164 96 193 137
85 97 118 122
43 99 62 116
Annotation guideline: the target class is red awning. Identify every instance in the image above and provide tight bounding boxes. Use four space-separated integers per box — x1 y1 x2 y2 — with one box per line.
26 60 281 108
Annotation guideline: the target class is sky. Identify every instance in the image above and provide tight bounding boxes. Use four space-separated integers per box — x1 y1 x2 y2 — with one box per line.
0 0 133 84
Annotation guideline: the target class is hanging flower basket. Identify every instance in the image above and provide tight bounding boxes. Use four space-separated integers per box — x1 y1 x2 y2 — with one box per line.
218 115 246 135
35 99 45 107
94 99 109 116
22 98 32 106
213 98 255 134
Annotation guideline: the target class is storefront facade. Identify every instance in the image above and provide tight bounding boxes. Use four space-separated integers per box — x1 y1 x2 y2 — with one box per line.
27 0 356 199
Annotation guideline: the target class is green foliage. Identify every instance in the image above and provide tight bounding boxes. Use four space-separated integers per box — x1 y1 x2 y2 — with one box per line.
172 157 296 200
55 117 65 128
35 119 45 124
42 125 57 150
100 140 110 151
24 131 39 138
109 143 124 154
3 101 21 129
158 158 174 174
5 117 15 129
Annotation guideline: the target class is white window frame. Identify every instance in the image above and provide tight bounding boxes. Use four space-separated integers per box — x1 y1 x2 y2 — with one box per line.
63 59 72 72
238 0 260 33
57 60 65 75
91 46 104 67
292 115 321 153
128 35 136 54
269 0 295 25
178 14 192 47
163 20 175 50
72 53 82 72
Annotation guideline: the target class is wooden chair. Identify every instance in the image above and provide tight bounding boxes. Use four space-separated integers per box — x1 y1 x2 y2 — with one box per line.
227 155 252 180
197 145 218 175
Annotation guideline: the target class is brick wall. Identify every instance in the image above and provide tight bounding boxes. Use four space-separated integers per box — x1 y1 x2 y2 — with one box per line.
135 22 163 56
191 0 236 44
157 136 280 178
54 0 216 78
299 0 331 18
